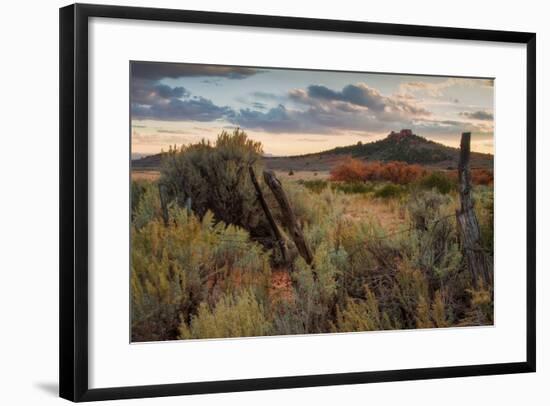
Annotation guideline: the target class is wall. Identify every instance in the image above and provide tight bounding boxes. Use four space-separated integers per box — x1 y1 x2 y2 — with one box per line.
0 0 546 404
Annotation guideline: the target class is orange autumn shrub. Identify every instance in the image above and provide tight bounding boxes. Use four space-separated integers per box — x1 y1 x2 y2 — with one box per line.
376 161 426 184
329 158 368 182
445 169 493 186
471 169 494 185
330 158 493 186
330 158 426 184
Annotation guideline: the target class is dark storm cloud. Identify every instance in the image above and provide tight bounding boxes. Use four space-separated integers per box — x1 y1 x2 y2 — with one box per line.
460 110 494 121
131 62 261 81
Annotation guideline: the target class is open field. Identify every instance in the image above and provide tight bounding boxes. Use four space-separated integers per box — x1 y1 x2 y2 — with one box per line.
131 170 160 181
130 131 493 342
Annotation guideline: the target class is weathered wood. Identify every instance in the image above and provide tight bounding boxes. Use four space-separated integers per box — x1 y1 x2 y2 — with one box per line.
263 170 314 266
455 132 491 287
158 183 169 227
248 166 290 264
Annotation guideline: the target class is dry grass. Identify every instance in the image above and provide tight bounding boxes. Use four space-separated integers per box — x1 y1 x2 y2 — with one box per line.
274 170 330 181
132 170 160 181
341 195 406 233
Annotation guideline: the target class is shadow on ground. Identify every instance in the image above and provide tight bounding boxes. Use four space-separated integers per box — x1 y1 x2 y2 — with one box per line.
34 382 58 397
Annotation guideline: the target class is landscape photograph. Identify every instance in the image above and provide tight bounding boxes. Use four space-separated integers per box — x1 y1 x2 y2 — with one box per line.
130 61 494 342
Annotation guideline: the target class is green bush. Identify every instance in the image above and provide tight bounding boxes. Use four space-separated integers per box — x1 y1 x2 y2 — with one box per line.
301 179 328 194
179 289 271 339
132 181 162 228
419 171 454 194
272 243 341 335
131 180 148 219
131 208 270 341
475 187 494 255
373 183 404 199
159 129 267 235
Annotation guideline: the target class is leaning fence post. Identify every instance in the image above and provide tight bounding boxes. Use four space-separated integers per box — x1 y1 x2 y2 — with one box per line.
455 132 491 287
263 170 314 266
248 166 290 265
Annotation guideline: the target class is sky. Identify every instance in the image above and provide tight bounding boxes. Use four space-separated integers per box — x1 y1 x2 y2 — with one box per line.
131 62 494 157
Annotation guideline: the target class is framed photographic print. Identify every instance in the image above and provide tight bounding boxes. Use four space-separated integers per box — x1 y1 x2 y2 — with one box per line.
59 3 536 402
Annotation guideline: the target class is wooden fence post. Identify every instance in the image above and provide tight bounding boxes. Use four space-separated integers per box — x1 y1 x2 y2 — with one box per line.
455 132 491 287
248 166 290 264
263 170 314 266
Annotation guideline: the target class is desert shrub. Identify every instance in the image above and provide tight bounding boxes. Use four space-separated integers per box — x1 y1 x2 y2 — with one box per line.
131 180 148 219
444 168 493 186
133 181 162 228
471 169 493 185
333 288 393 332
460 284 494 326
375 161 426 184
475 187 494 254
131 208 271 341
407 190 461 281
179 289 271 339
330 158 426 184
272 243 341 335
373 183 405 199
301 179 328 194
159 129 267 235
329 158 367 182
274 180 332 228
419 171 455 194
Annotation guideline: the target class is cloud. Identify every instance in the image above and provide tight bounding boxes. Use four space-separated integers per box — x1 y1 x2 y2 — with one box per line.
132 92 232 122
250 102 268 110
307 84 387 111
460 110 494 121
410 117 493 138
226 82 438 134
132 78 190 105
131 72 233 122
131 73 490 140
251 91 281 100
400 77 493 97
131 62 260 80
234 105 304 133
131 63 263 122
300 83 431 117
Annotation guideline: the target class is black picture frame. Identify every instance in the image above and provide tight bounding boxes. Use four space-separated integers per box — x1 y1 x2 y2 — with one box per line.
59 3 536 402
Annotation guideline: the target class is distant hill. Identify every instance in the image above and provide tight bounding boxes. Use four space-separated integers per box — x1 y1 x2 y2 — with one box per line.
264 130 493 172
132 153 164 170
131 130 493 172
